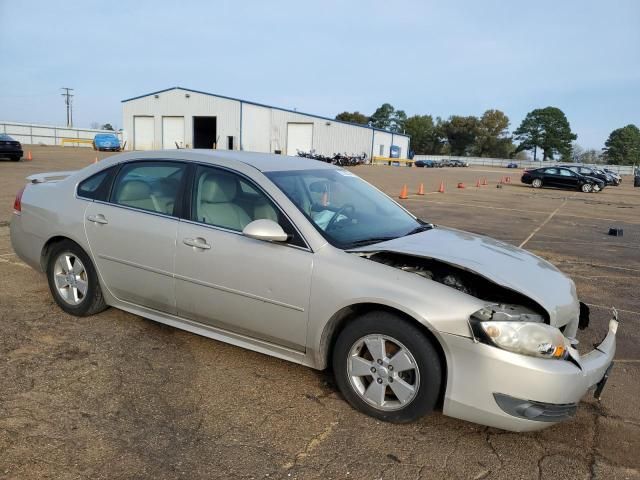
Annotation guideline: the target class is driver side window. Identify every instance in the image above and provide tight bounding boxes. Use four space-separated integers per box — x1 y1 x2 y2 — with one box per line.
191 166 305 247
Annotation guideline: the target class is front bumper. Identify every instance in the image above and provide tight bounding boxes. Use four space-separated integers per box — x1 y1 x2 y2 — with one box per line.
441 314 618 432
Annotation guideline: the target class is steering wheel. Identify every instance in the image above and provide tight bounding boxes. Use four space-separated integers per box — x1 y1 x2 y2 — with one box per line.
326 204 356 231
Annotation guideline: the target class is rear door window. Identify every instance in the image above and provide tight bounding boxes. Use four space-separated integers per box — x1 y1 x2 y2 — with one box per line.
77 167 116 201
110 161 186 216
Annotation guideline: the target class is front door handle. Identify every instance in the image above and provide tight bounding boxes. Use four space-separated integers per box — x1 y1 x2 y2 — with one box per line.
87 214 108 225
183 237 211 250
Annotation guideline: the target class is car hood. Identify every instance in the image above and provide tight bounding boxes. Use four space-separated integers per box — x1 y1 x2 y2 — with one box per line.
352 226 579 327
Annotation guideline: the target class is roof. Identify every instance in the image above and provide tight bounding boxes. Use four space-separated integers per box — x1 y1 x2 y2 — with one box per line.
99 149 340 173
121 86 410 138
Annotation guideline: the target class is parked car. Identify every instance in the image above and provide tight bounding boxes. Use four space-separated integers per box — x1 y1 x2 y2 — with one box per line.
93 133 121 152
603 169 622 184
634 169 640 187
564 165 618 186
10 150 617 432
506 162 518 168
521 166 605 192
0 134 23 161
414 160 438 168
445 159 469 167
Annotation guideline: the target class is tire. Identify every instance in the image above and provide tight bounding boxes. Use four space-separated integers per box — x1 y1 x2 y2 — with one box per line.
532 178 543 188
46 240 107 316
332 311 442 423
581 183 593 193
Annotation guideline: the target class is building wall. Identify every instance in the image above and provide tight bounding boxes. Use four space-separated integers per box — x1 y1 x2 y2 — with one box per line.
122 88 410 159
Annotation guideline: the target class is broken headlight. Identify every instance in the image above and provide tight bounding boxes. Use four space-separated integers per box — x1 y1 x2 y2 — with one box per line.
471 306 568 359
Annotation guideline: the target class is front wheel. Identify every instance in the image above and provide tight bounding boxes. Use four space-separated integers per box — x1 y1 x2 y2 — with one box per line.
46 240 108 316
532 178 543 188
581 183 593 193
332 311 442 423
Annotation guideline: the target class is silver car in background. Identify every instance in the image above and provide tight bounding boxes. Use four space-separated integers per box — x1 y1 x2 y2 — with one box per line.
10 150 618 431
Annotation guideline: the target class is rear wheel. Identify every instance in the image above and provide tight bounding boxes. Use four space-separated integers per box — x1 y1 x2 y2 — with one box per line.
532 178 543 188
332 311 442 423
46 240 107 316
581 183 593 193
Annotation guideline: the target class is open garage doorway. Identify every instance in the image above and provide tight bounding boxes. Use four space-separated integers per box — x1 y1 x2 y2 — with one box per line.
193 116 217 149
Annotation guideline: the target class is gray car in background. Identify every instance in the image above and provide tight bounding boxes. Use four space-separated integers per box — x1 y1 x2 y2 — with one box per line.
10 150 618 431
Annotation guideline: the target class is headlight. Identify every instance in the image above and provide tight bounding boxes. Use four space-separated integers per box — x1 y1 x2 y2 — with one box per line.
472 317 569 360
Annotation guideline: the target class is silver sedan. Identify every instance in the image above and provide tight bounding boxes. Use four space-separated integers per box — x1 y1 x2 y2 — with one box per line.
10 150 618 431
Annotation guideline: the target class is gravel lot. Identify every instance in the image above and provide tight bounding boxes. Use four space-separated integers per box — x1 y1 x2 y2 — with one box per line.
1 147 638 479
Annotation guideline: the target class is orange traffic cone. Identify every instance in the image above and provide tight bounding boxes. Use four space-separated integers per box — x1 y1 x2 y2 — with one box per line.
482 177 488 186
457 182 465 189
399 185 409 199
476 178 481 187
93 157 98 164
506 176 511 183
417 183 425 195
26 151 32 161
499 176 505 184
438 180 445 193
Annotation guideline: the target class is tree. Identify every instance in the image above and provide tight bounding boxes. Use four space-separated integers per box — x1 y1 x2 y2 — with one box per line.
604 124 640 165
440 115 479 156
473 109 514 158
571 143 585 163
403 115 444 155
514 107 577 161
101 123 115 131
335 111 369 125
369 103 407 132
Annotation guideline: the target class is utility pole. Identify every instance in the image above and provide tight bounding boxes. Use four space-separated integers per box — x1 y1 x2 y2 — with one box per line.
61 87 74 127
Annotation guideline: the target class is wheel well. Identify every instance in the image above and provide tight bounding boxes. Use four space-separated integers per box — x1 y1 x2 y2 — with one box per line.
40 236 76 271
321 303 448 409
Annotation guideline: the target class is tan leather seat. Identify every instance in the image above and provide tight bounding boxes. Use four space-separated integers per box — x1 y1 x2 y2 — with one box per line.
197 173 251 231
115 180 156 211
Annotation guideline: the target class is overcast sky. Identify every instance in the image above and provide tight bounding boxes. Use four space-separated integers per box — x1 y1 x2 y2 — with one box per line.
1 0 638 149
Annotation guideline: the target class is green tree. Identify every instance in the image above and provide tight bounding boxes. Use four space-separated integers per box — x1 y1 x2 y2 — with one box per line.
514 107 577 161
473 109 514 158
370 103 407 132
604 124 640 165
335 111 369 125
403 115 444 155
101 123 115 131
440 115 479 156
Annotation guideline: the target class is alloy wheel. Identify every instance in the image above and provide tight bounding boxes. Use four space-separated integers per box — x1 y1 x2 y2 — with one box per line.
53 253 88 305
347 334 420 411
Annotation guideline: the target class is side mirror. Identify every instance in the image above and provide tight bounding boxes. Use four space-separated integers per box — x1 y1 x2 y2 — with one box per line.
242 219 288 242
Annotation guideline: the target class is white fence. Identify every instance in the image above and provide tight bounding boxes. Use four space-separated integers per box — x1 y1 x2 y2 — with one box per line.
0 121 123 148
413 154 637 176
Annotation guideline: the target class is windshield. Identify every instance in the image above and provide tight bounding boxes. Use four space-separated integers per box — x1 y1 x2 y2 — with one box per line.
266 168 425 249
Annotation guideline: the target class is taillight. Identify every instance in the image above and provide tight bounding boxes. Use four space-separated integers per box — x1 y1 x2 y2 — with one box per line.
13 186 25 213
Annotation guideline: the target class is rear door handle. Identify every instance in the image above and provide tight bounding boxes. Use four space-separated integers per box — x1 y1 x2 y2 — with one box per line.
87 214 108 225
183 237 211 250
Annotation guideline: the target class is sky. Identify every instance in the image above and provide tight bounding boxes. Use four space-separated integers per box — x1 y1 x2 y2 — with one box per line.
0 0 638 150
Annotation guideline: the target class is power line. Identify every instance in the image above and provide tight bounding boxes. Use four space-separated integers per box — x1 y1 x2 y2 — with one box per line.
61 87 74 127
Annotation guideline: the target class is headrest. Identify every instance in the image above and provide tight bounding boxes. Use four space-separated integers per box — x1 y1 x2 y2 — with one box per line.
117 180 151 201
201 173 237 203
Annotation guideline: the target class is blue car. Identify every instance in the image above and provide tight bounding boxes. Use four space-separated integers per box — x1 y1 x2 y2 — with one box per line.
93 133 121 152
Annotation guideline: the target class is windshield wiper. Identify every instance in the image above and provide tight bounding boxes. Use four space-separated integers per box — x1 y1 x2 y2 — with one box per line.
404 223 434 236
346 237 398 248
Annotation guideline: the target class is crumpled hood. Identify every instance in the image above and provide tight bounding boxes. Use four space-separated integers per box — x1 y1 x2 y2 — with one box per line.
352 226 579 327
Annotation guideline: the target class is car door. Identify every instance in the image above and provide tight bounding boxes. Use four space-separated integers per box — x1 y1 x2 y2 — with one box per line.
174 164 313 351
557 168 579 188
542 168 560 187
84 160 187 313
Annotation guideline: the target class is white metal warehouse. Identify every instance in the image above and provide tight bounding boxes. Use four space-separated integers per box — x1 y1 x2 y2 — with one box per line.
121 87 410 159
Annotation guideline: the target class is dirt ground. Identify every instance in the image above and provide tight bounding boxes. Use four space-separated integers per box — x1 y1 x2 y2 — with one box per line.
1 147 639 480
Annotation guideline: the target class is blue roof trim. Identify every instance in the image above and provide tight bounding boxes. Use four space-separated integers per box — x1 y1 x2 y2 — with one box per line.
121 86 410 138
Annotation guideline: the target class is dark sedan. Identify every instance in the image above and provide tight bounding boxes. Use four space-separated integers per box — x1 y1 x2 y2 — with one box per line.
414 159 439 168
0 134 23 161
521 167 605 193
565 165 619 186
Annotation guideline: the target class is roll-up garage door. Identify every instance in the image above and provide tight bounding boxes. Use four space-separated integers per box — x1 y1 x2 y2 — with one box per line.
162 116 185 149
133 116 154 150
286 123 313 156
